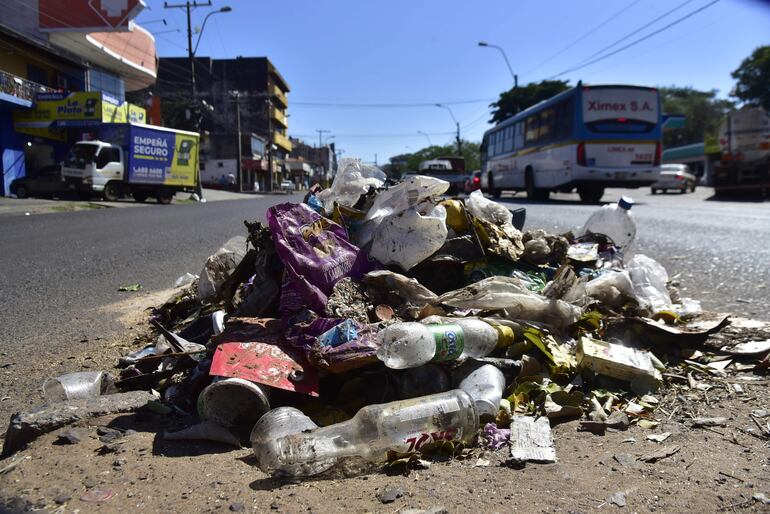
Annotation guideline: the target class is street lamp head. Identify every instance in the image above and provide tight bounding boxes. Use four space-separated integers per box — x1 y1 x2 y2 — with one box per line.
219 6 232 12
478 41 488 47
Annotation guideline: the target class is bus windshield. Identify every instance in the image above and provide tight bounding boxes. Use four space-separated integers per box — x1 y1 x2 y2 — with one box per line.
582 87 658 133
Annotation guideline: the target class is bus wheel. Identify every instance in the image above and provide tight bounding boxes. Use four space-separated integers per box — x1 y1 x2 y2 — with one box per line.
103 181 121 202
577 185 604 203
525 169 548 200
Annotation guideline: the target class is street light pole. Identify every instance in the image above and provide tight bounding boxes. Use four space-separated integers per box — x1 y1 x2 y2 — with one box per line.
435 104 461 155
164 2 232 100
478 41 518 88
417 130 432 146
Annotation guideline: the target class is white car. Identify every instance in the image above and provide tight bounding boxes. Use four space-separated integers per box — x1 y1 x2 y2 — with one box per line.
651 164 697 194
280 180 296 192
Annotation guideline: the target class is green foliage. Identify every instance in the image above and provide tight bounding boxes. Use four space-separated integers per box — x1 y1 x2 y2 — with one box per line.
731 45 770 111
490 80 571 124
388 141 481 178
659 86 734 147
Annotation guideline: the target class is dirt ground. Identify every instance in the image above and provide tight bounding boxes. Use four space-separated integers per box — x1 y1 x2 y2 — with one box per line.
1 295 769 513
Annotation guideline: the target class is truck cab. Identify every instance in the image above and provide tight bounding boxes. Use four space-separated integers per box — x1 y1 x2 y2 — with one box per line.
62 141 125 199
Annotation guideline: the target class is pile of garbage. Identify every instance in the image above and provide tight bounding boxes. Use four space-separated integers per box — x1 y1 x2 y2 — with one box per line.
7 158 769 476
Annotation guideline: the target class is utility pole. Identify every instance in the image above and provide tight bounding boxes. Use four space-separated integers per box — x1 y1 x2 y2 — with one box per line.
316 129 330 148
232 92 243 192
164 1 212 101
266 96 273 192
374 153 378 166
455 122 462 156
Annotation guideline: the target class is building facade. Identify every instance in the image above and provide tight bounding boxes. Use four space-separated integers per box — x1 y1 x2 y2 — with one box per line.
289 137 336 186
0 0 156 196
154 56 290 191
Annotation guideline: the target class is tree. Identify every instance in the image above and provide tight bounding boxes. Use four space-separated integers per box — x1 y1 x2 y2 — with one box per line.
490 80 570 124
659 86 734 148
388 141 481 178
731 45 770 111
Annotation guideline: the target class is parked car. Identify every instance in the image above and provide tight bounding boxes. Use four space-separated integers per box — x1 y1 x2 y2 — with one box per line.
651 164 697 194
464 170 482 194
280 180 296 192
9 164 65 198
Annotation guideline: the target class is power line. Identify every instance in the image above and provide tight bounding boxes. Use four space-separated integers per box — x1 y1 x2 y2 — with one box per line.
289 98 496 108
522 0 643 79
546 0 721 79
570 0 697 69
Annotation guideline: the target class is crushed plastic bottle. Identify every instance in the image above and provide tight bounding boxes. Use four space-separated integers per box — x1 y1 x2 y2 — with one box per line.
580 196 636 249
376 319 513 369
251 390 478 477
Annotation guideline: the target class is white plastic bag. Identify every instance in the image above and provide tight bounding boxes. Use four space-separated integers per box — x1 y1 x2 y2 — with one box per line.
585 270 634 308
316 158 386 212
627 254 671 313
369 203 448 270
466 190 512 226
365 175 449 222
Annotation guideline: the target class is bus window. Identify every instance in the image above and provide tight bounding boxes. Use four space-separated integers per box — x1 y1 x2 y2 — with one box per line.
538 108 555 144
525 116 538 146
514 122 524 150
503 126 513 153
487 132 495 157
554 99 574 139
495 130 504 155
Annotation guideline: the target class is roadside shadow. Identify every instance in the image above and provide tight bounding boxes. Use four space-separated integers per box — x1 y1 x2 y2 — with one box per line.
495 195 647 207
704 193 767 203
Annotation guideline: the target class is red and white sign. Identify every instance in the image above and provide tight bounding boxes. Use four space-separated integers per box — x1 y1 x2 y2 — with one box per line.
583 88 659 124
39 0 144 32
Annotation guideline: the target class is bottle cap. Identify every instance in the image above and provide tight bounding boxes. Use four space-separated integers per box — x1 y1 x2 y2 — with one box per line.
618 196 634 210
493 324 516 348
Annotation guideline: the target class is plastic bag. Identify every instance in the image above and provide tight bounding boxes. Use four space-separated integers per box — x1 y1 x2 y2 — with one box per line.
364 175 449 222
267 203 376 315
585 270 634 308
316 158 386 213
197 236 248 301
369 202 448 270
466 190 513 226
627 254 671 313
363 270 438 307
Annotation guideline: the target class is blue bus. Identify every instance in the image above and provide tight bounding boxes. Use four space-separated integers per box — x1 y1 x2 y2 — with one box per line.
481 83 662 202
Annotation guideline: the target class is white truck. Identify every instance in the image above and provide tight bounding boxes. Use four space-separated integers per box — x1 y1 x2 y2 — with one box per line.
62 123 200 203
713 107 770 196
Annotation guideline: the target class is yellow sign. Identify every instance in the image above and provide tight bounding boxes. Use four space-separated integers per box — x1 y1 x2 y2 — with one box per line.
13 92 147 133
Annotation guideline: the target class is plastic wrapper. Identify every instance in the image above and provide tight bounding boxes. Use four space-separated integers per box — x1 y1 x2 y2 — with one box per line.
627 254 671 313
482 422 511 450
465 190 512 226
267 203 376 316
316 158 386 213
362 270 438 307
436 276 581 330
309 325 381 374
369 203 448 271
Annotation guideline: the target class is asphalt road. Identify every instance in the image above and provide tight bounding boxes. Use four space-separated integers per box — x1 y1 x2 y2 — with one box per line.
0 193 303 355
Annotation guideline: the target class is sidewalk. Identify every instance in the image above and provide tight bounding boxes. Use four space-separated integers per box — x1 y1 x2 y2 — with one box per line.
0 188 286 217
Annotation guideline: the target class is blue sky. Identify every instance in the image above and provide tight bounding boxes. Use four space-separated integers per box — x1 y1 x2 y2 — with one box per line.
137 0 770 165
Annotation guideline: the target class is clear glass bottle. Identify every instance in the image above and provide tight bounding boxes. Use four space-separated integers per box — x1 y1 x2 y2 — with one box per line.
251 390 479 477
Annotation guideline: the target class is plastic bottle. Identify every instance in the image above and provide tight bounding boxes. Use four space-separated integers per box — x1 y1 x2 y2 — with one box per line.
251 390 478 477
376 319 514 369
580 196 636 249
